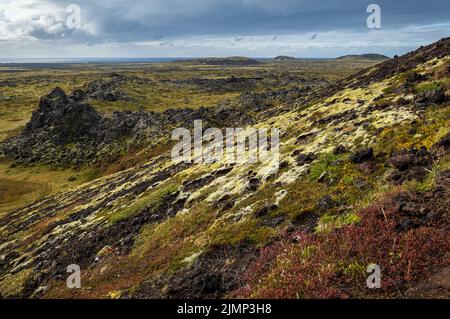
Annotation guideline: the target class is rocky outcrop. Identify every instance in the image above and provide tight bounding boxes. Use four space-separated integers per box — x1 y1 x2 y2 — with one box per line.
350 148 374 163
23 87 103 144
414 87 447 107
435 132 450 149
0 86 260 165
82 75 130 102
165 76 259 93
1 88 168 165
387 147 433 184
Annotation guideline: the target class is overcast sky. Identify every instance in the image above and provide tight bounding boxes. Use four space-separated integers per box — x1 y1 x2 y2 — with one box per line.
0 0 449 58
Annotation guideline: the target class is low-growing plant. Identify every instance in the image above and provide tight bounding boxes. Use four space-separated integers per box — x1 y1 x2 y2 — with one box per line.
234 192 450 298
415 81 444 93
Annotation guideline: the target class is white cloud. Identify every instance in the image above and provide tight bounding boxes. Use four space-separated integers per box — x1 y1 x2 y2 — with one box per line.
0 0 93 40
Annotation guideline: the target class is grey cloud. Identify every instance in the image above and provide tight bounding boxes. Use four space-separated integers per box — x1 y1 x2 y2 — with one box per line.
75 0 450 41
1 0 449 57
41 0 448 43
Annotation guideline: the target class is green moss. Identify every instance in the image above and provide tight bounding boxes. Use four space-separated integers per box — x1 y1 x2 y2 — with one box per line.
415 81 445 93
164 244 201 275
3 54 449 298
106 182 179 224
382 85 396 94
0 268 33 298
78 166 104 181
277 181 326 220
375 104 450 154
316 211 360 233
341 261 366 278
210 219 275 247
0 162 103 215
308 153 341 182
397 70 418 83
132 203 212 256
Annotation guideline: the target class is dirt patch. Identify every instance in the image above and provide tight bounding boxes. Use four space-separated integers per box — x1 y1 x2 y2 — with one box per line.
405 266 450 299
129 244 256 298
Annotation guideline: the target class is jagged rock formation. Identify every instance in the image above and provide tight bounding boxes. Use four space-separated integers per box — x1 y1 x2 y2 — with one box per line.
24 87 103 143
1 87 165 164
3 83 261 165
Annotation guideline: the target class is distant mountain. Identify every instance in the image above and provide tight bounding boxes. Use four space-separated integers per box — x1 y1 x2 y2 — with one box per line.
274 55 297 61
335 53 390 61
179 56 262 66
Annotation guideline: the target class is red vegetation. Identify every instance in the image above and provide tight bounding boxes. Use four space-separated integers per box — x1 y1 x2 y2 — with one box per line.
234 193 450 298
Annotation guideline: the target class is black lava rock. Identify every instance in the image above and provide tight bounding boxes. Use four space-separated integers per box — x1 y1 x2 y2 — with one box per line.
350 148 374 163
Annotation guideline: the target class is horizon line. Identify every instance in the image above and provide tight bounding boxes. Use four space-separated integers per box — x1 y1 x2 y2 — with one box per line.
0 55 391 64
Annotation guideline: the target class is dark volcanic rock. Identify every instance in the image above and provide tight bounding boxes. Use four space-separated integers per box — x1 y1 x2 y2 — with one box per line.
1 88 162 165
83 74 130 102
45 87 68 103
405 71 427 86
130 244 255 298
1 85 263 165
317 195 336 212
435 132 450 149
391 170 450 233
387 147 433 184
68 89 86 102
246 177 261 191
333 145 347 154
314 109 357 125
414 87 446 107
293 211 319 233
167 76 258 93
24 87 102 144
294 152 317 165
350 148 374 163
388 147 432 171
254 203 277 217
345 37 450 89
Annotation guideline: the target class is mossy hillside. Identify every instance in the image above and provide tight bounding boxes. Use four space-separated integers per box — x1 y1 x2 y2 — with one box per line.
0 268 33 298
0 49 449 298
